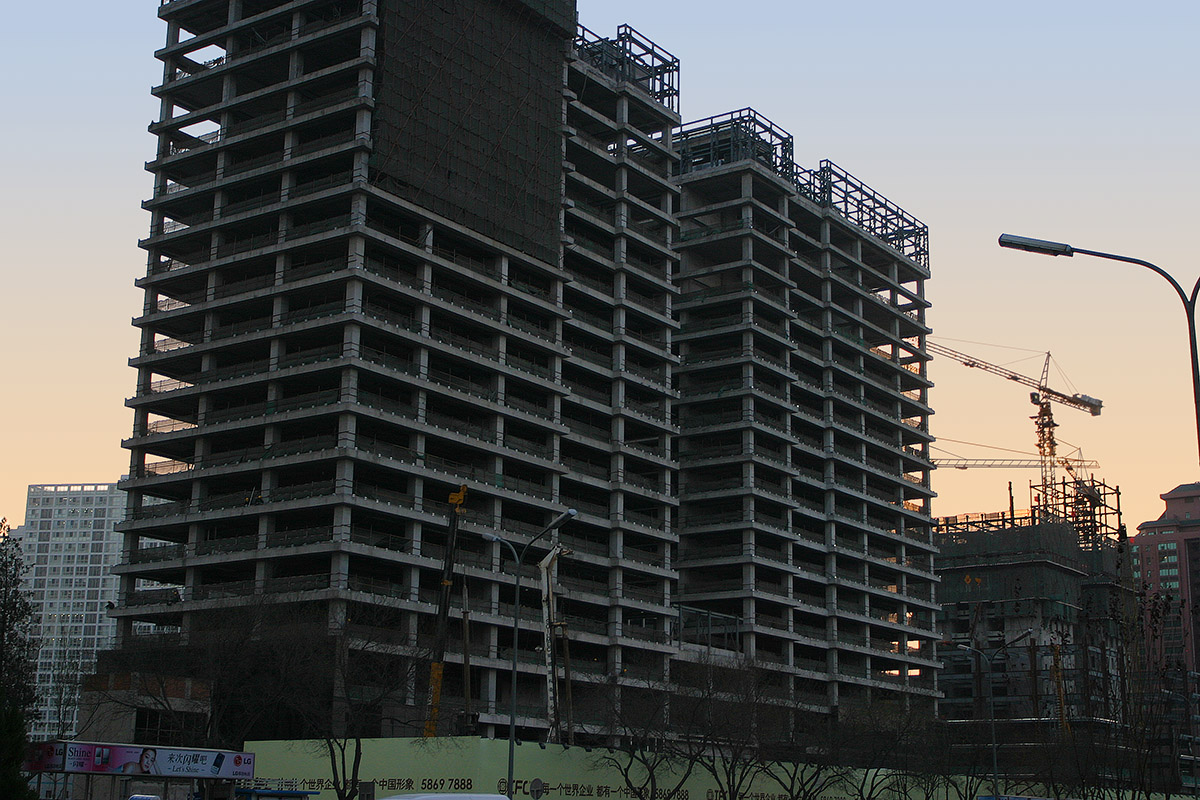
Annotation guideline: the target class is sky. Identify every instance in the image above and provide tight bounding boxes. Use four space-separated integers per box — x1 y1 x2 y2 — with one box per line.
1 1 1197 533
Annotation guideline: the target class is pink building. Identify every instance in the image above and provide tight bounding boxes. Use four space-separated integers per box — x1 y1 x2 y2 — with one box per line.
1133 482 1200 672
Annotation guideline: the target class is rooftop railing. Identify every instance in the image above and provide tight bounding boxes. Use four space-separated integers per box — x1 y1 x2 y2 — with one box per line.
800 160 930 269
674 110 930 268
573 24 679 113
676 108 794 179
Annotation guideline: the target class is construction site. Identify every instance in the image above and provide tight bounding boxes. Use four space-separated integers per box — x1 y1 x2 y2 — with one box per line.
96 0 940 764
930 342 1184 788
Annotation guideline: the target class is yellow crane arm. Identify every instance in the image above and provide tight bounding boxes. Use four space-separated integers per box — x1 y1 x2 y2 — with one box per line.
927 342 1102 416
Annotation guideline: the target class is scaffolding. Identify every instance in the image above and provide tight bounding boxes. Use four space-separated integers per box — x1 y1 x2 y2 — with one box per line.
937 475 1123 548
673 109 929 268
370 0 570 264
1033 474 1124 550
807 160 930 268
937 475 1140 769
573 24 680 112
674 108 794 178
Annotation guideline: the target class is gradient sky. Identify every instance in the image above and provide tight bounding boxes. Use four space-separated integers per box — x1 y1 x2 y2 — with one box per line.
2 1 1197 533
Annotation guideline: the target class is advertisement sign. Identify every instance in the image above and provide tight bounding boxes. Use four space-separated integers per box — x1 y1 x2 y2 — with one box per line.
24 741 65 773
24 741 254 779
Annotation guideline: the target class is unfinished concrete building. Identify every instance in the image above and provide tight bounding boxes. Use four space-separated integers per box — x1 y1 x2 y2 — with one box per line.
671 110 938 710
936 478 1147 784
110 0 936 746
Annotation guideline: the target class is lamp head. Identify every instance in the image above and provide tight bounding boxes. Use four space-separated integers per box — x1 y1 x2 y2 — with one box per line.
546 508 578 532
998 233 1074 256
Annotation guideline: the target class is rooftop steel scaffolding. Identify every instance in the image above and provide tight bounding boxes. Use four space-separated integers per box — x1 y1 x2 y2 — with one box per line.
675 108 795 178
573 24 680 112
675 109 929 268
802 160 930 269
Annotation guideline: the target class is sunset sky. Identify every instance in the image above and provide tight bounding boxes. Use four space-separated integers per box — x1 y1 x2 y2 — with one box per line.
2 1 1197 532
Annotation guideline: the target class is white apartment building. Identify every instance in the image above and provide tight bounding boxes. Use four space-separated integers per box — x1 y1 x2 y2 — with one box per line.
15 483 126 742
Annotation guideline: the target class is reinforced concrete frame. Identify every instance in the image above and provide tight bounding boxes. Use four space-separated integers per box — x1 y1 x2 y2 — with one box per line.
113 0 938 744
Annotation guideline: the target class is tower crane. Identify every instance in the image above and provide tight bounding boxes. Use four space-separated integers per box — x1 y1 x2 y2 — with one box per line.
927 341 1103 496
934 456 1099 471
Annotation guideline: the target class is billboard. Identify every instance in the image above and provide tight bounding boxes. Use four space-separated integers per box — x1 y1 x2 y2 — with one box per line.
24 740 255 779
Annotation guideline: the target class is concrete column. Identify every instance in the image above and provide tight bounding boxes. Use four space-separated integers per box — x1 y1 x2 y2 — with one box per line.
615 96 629 127
334 503 353 544
341 359 359 407
346 234 366 274
335 456 355 501
331 551 350 592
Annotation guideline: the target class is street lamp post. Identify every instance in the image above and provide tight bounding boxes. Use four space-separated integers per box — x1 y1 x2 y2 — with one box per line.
944 629 1033 799
483 508 577 800
998 233 1200 465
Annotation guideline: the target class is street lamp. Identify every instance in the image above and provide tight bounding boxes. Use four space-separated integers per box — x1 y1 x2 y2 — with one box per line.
483 508 577 800
998 233 1200 464
942 628 1033 799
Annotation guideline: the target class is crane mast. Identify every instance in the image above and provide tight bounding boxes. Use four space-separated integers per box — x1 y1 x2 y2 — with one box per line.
424 485 467 737
1032 351 1059 491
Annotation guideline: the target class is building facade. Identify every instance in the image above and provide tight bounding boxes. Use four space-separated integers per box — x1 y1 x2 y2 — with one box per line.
936 519 1128 724
112 0 936 745
670 111 938 710
1133 481 1200 672
1131 482 1200 791
934 479 1164 788
13 483 126 746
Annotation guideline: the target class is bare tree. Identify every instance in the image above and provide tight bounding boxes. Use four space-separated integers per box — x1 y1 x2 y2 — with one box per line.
288 602 430 800
0 518 37 800
83 599 328 751
884 717 949 800
83 588 433 800
932 719 989 800
38 636 88 800
834 696 933 800
670 656 789 800
759 711 852 800
760 757 850 800
591 676 700 800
